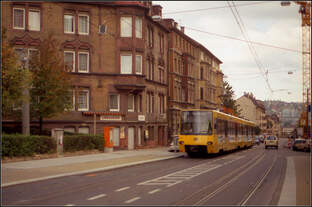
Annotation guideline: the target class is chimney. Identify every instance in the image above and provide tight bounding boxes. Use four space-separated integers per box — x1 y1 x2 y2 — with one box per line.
174 22 178 28
181 26 185 33
151 5 162 20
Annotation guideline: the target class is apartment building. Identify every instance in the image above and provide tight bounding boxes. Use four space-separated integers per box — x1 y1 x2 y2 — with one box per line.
236 93 266 132
2 1 169 150
196 43 223 110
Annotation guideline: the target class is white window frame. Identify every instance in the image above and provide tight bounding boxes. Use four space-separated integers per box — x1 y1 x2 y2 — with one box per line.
78 51 89 73
71 90 75 111
64 14 75 34
77 89 89 111
13 8 25 30
128 94 135 112
28 9 40 31
135 17 142 38
64 51 75 72
120 16 132 37
135 55 142 75
109 94 120 112
78 14 89 35
120 54 132 74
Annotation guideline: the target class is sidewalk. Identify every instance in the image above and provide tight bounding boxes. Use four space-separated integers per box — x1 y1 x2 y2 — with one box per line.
278 155 311 206
1 147 183 187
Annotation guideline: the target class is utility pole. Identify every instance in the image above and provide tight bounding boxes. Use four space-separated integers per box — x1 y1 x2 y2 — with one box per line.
21 56 30 135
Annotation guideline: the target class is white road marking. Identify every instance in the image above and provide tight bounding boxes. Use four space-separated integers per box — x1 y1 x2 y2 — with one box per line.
138 155 244 187
124 197 141 204
148 189 161 194
115 186 130 192
65 204 75 206
87 194 106 200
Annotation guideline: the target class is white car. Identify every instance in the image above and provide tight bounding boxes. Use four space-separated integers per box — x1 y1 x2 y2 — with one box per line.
168 136 179 152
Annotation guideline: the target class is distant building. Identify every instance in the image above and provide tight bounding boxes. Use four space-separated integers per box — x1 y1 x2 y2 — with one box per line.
236 93 266 132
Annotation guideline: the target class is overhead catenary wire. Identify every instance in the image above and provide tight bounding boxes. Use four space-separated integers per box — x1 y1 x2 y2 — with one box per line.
162 1 273 15
227 1 273 93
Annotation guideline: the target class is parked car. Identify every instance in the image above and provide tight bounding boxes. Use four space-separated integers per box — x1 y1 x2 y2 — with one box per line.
264 135 278 149
168 136 179 152
305 139 311 152
292 138 309 152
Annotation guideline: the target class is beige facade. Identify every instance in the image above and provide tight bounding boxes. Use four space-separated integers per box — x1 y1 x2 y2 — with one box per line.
236 94 266 133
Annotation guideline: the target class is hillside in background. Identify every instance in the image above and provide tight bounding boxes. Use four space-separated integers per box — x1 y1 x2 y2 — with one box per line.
263 100 302 128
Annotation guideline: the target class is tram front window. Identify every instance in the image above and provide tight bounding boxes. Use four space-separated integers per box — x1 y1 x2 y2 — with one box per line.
181 111 213 135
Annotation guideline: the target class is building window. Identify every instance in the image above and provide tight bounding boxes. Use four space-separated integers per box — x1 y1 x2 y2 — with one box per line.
78 52 89 73
64 51 75 72
64 127 75 133
121 16 132 37
13 8 25 29
200 88 204 100
135 55 142 74
78 14 89 35
135 17 142 38
121 54 132 74
137 95 142 112
109 94 120 112
64 14 75 34
78 127 89 134
128 94 134 112
28 10 40 31
77 90 89 111
70 90 75 111
200 67 204 80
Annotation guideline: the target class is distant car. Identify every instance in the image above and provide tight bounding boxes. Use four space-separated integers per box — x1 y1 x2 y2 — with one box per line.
254 137 260 145
259 135 264 143
265 135 278 149
292 138 308 151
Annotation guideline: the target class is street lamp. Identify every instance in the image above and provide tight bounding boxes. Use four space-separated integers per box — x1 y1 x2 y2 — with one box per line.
21 55 30 135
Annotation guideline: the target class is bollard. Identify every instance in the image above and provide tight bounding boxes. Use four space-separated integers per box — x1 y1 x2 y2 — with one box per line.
52 128 64 156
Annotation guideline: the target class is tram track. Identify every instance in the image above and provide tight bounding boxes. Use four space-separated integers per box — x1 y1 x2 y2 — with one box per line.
174 148 274 206
238 154 278 205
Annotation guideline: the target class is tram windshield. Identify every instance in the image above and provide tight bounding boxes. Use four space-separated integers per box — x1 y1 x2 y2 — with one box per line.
180 111 213 135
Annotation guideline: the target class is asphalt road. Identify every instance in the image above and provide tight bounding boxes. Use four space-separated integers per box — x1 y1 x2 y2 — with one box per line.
2 138 310 206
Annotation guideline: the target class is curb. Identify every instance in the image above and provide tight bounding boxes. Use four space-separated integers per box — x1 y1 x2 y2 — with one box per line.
277 157 296 206
2 154 184 188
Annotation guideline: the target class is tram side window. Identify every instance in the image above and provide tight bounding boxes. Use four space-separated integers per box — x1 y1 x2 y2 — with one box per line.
216 118 225 136
246 126 249 136
235 123 238 136
225 120 228 137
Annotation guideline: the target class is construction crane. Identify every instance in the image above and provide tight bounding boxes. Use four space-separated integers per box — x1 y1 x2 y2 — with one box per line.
281 1 311 139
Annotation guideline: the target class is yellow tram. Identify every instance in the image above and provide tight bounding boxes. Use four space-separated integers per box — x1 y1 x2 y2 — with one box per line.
178 109 256 157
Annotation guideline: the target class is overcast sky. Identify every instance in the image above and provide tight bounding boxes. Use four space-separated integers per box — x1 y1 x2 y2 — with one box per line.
154 1 304 103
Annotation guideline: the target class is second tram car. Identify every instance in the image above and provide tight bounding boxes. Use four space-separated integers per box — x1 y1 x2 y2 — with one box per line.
178 109 256 157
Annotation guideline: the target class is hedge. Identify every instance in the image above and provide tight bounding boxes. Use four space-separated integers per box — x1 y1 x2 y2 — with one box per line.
2 133 105 157
63 134 104 152
2 133 56 157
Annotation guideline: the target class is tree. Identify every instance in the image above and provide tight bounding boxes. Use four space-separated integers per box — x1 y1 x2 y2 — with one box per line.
219 81 241 116
29 33 73 134
1 28 30 117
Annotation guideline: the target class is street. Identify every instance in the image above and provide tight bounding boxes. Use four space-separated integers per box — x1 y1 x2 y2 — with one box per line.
2 138 310 206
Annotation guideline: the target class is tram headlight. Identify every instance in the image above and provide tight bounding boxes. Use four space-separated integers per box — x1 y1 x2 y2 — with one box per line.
179 141 184 145
207 141 213 145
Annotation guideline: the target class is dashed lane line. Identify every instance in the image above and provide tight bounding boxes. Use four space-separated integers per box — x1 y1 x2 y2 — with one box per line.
87 194 107 201
65 204 75 206
148 189 161 194
115 186 130 192
124 197 141 204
